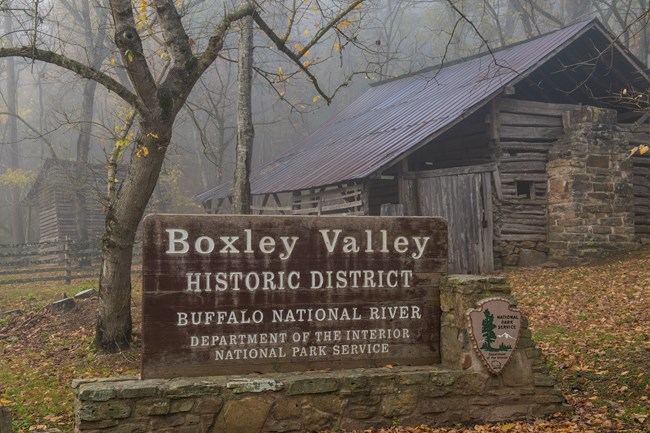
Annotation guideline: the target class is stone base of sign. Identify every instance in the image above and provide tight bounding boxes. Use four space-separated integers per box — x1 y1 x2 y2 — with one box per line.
73 276 568 433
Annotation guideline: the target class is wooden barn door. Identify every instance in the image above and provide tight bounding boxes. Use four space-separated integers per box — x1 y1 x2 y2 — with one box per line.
406 164 495 274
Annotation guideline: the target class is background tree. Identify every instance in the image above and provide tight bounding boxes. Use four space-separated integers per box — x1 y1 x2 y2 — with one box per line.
0 0 375 352
3 4 24 244
0 0 648 353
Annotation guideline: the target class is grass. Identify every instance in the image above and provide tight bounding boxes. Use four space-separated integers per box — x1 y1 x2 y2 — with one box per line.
0 251 649 432
0 276 142 432
507 249 650 432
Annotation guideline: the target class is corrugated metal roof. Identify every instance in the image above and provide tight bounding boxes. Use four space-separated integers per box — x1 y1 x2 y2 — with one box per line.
196 19 629 202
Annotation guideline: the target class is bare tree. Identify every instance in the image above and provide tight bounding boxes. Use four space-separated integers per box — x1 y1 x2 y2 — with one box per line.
0 0 373 352
3 4 25 244
63 0 111 249
232 5 254 215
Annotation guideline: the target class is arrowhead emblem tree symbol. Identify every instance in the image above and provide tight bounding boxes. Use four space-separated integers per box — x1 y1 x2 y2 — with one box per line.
468 298 522 375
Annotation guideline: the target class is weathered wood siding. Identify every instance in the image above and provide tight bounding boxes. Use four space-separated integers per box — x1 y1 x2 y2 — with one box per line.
405 164 494 274
211 182 369 216
34 165 106 242
633 155 650 240
492 98 579 267
621 128 650 242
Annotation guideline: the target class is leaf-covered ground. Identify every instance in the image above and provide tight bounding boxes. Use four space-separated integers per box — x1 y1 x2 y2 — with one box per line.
0 250 648 433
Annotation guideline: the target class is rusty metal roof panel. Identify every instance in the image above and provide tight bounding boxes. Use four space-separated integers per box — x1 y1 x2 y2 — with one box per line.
197 20 604 202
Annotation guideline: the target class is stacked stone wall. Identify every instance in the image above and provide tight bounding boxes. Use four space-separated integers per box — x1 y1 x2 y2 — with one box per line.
74 276 568 433
547 106 638 263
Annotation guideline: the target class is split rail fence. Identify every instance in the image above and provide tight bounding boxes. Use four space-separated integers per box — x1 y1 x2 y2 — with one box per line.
0 239 142 285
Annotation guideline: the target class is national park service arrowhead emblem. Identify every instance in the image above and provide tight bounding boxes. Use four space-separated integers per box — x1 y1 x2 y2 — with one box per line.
468 298 522 375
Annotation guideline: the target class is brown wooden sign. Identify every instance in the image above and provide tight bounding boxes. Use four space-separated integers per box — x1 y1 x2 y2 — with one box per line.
468 298 522 375
142 215 447 379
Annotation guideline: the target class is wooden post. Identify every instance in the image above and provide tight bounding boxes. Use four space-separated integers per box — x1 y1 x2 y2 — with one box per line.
397 160 407 214
291 190 301 215
64 237 71 285
361 181 370 215
0 406 12 433
380 203 404 216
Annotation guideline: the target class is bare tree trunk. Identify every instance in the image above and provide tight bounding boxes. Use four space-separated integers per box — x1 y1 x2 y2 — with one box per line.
74 1 109 255
4 8 25 244
95 121 173 352
74 80 96 250
232 12 254 215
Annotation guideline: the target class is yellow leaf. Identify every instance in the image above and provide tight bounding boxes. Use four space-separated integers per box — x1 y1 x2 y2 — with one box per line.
0 398 11 405
303 60 310 67
304 49 310 57
176 0 183 7
139 0 147 13
334 42 341 52
354 2 362 9
293 43 303 51
136 146 149 158
110 56 116 65
640 144 649 155
312 95 321 103
500 423 516 432
337 20 351 29
630 145 640 156
303 28 311 36
147 132 159 139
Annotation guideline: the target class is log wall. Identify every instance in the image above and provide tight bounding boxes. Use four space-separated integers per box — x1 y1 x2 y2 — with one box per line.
34 166 106 242
633 156 650 242
621 127 650 244
492 98 579 267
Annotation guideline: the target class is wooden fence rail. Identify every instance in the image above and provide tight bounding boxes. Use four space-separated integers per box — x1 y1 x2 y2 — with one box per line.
0 239 141 285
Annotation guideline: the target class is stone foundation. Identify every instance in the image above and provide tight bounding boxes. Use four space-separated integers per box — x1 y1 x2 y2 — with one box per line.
74 276 568 432
548 106 638 263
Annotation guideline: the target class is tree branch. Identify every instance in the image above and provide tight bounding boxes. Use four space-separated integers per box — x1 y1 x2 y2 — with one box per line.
0 111 59 160
0 46 139 108
195 4 256 77
109 0 159 110
253 10 342 104
299 0 363 57
152 0 193 65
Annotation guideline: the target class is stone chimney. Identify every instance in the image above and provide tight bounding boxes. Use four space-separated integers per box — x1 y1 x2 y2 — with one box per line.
547 106 638 264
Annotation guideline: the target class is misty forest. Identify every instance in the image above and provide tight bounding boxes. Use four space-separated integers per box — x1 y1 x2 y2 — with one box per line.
3 0 650 245
1 1 650 433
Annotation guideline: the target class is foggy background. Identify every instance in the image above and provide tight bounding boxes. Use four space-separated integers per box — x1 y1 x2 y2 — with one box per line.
1 0 648 242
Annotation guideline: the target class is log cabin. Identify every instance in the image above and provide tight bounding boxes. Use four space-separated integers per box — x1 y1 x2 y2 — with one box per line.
24 159 107 242
196 19 650 274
